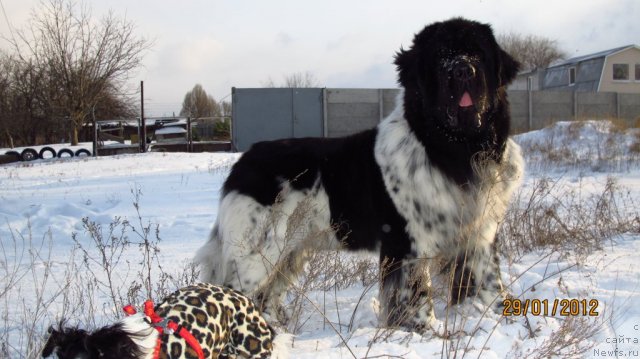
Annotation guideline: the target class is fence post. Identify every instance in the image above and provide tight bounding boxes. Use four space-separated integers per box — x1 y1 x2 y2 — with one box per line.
140 81 146 153
573 91 578 121
322 88 328 137
378 89 384 123
187 117 192 152
527 89 533 131
92 106 98 157
231 87 237 151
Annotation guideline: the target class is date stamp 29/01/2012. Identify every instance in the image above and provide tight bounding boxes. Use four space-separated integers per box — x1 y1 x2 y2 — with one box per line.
502 298 600 317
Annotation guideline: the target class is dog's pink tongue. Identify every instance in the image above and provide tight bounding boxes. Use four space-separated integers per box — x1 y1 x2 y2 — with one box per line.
459 92 473 107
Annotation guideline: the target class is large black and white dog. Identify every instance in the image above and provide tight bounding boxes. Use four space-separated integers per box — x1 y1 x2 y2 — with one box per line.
196 18 524 330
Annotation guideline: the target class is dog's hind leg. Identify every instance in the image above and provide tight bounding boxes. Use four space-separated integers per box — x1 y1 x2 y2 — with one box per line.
194 225 224 284
196 191 277 294
253 207 334 321
253 246 313 322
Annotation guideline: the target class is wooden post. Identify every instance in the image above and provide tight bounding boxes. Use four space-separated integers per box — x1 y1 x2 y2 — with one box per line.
140 81 146 153
527 88 533 131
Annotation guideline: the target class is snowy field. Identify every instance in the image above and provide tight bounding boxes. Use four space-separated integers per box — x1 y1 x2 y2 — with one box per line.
1 120 640 358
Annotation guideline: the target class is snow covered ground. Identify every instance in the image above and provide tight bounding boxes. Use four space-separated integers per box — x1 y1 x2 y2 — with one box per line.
1 120 639 358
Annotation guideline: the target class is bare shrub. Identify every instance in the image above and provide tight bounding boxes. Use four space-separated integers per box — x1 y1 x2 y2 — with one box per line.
516 120 640 172
1 224 81 358
73 216 131 319
630 132 640 155
286 249 379 334
493 174 638 358
529 316 600 358
0 190 199 358
500 176 640 261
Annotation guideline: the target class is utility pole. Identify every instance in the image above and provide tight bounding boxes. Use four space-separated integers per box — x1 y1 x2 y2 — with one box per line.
140 81 146 153
92 106 97 157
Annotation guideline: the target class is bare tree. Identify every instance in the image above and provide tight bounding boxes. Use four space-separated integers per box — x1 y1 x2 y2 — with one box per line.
220 101 232 117
8 0 151 145
179 84 221 119
0 53 16 147
0 53 47 147
0 52 136 147
93 83 138 120
263 71 321 88
497 32 566 71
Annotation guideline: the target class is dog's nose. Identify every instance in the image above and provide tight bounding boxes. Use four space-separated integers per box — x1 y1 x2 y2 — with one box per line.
452 62 476 81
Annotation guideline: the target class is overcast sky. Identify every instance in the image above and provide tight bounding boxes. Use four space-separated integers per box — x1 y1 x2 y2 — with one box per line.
1 0 638 117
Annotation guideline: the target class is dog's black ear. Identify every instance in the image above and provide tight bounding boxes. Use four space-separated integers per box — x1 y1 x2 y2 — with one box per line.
394 46 417 89
41 327 59 357
498 48 520 86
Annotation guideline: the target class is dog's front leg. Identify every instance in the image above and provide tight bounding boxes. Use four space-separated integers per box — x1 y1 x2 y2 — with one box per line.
379 251 436 332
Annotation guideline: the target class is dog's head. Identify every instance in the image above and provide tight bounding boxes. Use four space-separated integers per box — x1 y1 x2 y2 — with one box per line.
42 323 142 359
395 18 519 145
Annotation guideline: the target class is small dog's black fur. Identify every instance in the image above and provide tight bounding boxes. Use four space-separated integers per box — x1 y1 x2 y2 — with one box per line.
42 323 142 359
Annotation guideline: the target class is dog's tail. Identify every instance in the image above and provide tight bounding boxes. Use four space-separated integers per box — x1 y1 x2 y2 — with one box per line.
194 224 225 283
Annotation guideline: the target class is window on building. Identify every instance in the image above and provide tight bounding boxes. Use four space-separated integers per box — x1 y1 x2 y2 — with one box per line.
636 64 640 81
613 63 629 80
569 67 576 85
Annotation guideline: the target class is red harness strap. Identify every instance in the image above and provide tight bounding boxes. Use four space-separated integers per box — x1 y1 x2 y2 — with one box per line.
123 301 205 359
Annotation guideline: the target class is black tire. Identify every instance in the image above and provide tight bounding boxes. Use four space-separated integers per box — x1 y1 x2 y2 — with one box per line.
57 148 74 158
1 151 22 164
39 146 57 159
21 148 38 161
74 148 91 157
5 151 22 161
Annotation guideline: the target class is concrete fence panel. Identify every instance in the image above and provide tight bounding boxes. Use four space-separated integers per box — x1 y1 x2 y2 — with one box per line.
577 92 617 119
231 88 640 151
619 93 640 125
508 90 640 132
507 91 530 133
325 89 401 137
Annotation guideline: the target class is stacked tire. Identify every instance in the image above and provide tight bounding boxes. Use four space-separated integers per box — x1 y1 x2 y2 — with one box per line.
0 151 21 165
1 147 92 163
75 149 91 157
57 148 74 158
21 148 39 161
39 147 57 159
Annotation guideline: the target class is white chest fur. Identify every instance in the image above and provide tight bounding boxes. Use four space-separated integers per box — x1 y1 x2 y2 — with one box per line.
374 107 524 258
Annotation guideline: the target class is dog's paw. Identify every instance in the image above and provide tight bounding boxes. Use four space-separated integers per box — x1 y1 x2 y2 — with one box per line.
477 288 510 312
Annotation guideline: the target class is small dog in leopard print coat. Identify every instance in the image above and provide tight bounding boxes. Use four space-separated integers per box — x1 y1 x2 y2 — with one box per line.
42 283 289 358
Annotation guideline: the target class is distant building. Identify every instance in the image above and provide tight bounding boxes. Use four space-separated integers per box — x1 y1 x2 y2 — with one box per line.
154 125 187 144
509 68 545 91
510 45 640 93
